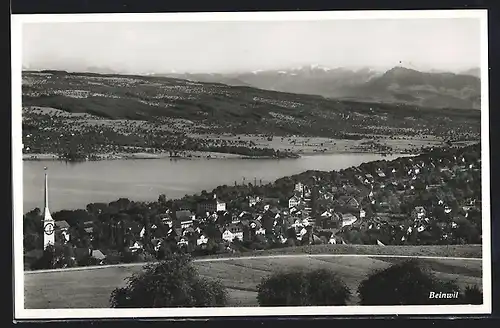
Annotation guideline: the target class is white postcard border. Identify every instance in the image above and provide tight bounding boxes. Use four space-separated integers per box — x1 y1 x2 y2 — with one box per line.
12 9 491 319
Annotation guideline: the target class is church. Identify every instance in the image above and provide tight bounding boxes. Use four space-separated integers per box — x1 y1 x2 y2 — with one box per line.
42 167 70 249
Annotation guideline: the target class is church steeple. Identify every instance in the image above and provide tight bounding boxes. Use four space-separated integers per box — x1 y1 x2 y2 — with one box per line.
44 167 50 211
43 167 55 249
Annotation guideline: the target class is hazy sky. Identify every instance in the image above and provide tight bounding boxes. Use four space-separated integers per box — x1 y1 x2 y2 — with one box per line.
22 18 481 74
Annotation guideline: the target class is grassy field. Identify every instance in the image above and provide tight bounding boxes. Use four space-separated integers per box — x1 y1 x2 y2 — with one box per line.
24 246 483 308
196 244 483 260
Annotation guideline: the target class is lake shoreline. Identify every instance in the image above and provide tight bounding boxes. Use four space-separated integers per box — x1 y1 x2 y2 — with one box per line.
23 152 412 214
22 149 413 162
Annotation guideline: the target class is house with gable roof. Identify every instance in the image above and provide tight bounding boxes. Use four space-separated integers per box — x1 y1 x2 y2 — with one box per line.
288 195 300 209
248 196 259 207
197 194 226 214
55 220 71 242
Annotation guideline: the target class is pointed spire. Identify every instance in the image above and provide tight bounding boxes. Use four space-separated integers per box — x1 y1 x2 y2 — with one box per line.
44 166 49 210
43 166 53 223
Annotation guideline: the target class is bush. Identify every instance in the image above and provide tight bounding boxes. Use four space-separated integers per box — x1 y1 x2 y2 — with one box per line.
257 268 351 306
357 259 462 305
109 253 228 307
461 285 483 304
31 243 77 270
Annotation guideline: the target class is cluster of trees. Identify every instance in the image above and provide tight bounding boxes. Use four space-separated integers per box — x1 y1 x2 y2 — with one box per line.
109 254 483 307
110 253 227 308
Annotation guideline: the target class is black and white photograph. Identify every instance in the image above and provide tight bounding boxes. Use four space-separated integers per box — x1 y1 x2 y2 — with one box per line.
12 10 491 319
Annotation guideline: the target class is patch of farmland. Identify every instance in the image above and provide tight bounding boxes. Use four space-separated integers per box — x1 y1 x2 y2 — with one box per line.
24 254 483 309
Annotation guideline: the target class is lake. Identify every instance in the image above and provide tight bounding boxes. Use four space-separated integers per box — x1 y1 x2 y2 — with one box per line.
22 153 404 213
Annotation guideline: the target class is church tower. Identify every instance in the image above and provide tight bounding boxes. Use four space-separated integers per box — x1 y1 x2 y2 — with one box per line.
42 167 55 249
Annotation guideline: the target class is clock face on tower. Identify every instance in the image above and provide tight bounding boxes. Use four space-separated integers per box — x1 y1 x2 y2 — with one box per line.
44 222 55 235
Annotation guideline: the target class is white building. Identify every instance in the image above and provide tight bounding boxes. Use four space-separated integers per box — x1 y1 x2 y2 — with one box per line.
341 213 357 227
295 182 304 193
288 196 300 209
222 230 234 242
197 234 209 246
129 241 142 252
216 199 226 212
181 220 194 229
248 196 261 207
177 237 189 247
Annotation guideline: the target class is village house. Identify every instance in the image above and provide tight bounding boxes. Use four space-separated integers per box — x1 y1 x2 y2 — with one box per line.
161 215 174 227
328 212 342 229
180 219 194 229
182 226 195 237
129 241 143 253
329 234 337 244
248 196 261 207
341 213 357 227
249 220 261 230
83 220 94 235
175 210 195 228
177 237 189 248
345 196 360 209
411 206 426 220
196 233 209 246
232 215 242 225
166 227 183 242
295 182 304 193
321 210 332 219
222 223 244 242
152 238 163 252
91 249 106 265
197 194 226 214
221 229 233 242
296 226 308 241
55 220 71 242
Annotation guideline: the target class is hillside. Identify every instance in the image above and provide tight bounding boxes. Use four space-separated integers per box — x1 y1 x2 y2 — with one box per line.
22 70 480 160
460 67 481 78
158 66 481 110
23 70 480 136
342 67 481 110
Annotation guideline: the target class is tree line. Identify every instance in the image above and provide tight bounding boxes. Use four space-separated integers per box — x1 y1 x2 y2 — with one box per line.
110 253 483 307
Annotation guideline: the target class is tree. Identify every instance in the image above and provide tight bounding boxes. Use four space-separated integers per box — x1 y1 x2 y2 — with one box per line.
31 243 77 270
109 253 227 307
257 268 351 306
158 194 167 205
358 259 462 305
453 217 480 244
461 285 483 304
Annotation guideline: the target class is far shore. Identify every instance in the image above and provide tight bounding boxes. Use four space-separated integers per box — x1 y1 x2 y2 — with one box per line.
20 133 470 162
22 148 414 162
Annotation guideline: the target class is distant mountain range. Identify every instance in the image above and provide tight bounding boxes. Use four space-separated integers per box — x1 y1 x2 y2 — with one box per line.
153 65 481 110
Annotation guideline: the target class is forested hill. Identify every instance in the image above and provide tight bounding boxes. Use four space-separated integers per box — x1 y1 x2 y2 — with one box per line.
22 70 480 140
